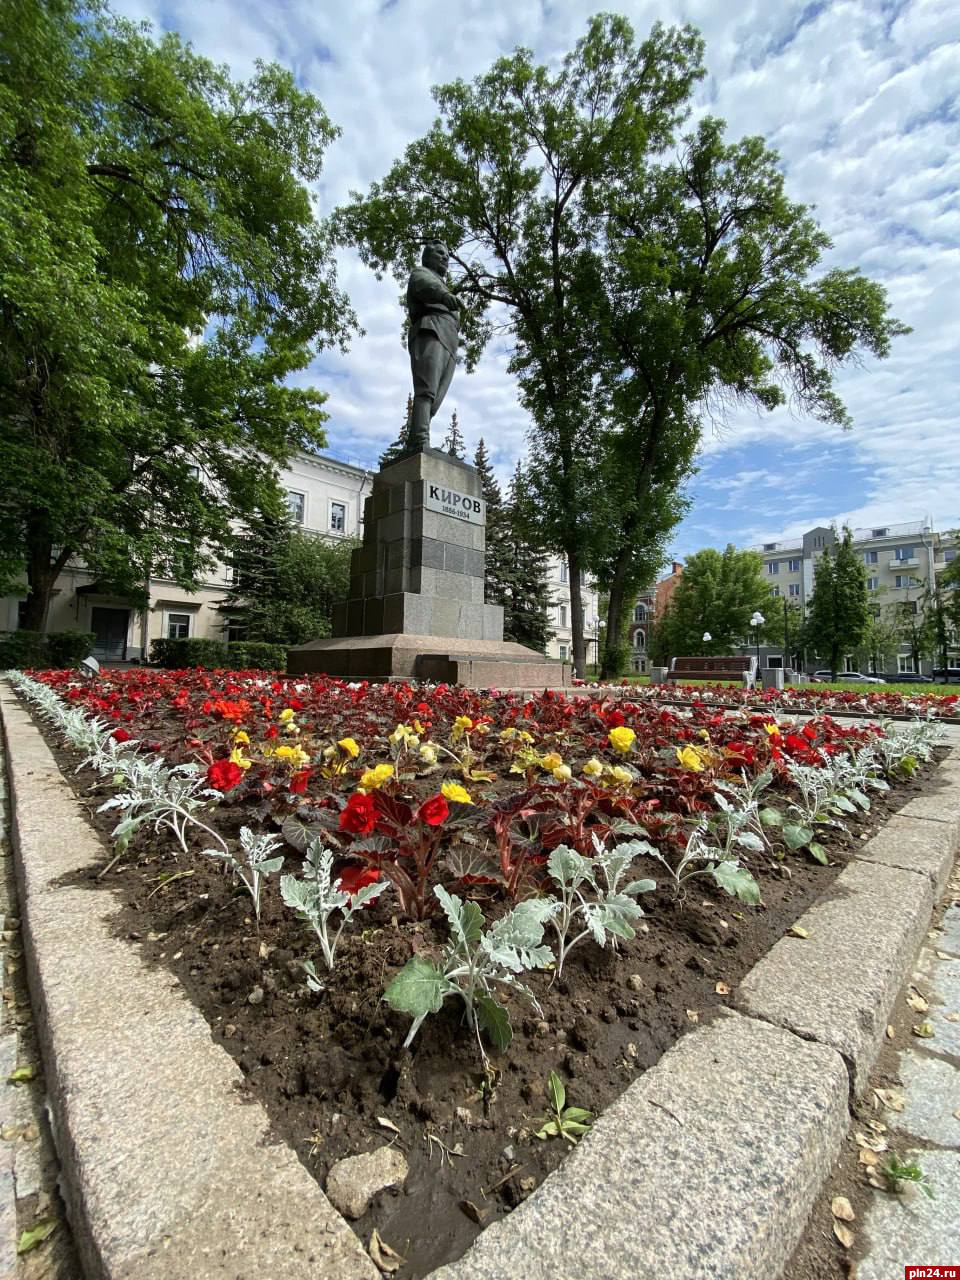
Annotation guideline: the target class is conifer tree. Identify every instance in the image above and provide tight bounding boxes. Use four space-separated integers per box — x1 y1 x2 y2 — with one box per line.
473 439 511 611
442 409 466 459
502 465 553 653
378 396 415 468
805 528 870 679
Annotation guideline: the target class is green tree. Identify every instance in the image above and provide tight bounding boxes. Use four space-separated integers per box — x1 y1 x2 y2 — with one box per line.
219 514 354 645
473 438 511 613
761 598 805 667
855 599 901 675
335 15 906 679
441 409 466 459
1 0 354 629
501 465 553 654
938 542 960 680
649 545 771 661
378 395 415 468
804 529 870 678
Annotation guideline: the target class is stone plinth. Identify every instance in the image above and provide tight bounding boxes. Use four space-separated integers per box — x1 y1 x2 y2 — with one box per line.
331 449 504 642
288 449 569 688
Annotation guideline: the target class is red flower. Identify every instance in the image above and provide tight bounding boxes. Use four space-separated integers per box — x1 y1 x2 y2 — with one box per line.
206 759 244 792
802 722 818 741
111 728 132 743
265 725 279 740
289 769 311 795
417 793 449 827
606 709 626 728
337 865 381 900
339 791 377 835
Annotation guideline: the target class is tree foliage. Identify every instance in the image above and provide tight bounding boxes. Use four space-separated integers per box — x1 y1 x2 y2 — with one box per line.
379 395 415 468
218 512 354 645
500 466 553 654
473 439 510 612
649 545 770 662
441 409 466 460
335 14 907 678
804 529 870 677
1 0 354 627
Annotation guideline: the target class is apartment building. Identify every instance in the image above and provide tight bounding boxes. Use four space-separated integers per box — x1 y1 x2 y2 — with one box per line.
1 453 373 662
543 559 602 664
747 520 958 675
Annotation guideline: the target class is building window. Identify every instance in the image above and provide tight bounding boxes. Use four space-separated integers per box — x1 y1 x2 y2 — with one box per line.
286 490 305 524
763 542 776 551
863 550 878 565
166 612 191 639
871 606 881 619
771 585 780 597
872 528 888 538
894 546 914 561
330 501 346 533
944 548 957 563
767 655 783 669
867 576 879 590
559 644 568 660
558 604 568 627
559 562 568 583
633 604 647 622
787 558 800 572
814 535 825 547
894 574 913 589
789 583 801 598
766 561 779 574
897 654 916 674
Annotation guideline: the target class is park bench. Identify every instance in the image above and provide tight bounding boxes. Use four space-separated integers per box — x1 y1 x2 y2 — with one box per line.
666 655 758 686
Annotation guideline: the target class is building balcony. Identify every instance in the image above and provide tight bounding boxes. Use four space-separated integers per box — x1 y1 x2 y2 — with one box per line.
889 557 919 569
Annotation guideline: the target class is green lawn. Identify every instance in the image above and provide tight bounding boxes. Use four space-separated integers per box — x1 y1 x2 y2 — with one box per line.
584 671 958 696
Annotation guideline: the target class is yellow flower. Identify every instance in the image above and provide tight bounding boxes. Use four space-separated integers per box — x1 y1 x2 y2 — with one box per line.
413 720 426 735
676 745 705 772
453 715 474 732
441 781 474 806
762 722 781 737
609 765 634 786
519 731 534 744
229 747 252 770
359 763 394 791
540 751 564 772
608 727 636 754
272 744 310 768
582 757 603 778
419 742 438 765
552 764 573 782
499 727 518 742
474 723 489 736
232 730 250 745
279 708 296 723
338 737 360 758
283 722 301 735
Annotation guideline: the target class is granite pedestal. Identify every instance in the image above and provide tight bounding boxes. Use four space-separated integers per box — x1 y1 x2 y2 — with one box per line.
287 449 569 689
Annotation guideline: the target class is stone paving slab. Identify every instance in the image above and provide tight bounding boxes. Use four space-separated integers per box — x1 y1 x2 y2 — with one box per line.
0 689 377 1280
433 1011 849 1280
856 1149 960 1279
738 859 935 1095
895 788 960 843
854 813 957 896
884 1050 960 1146
936 902 960 958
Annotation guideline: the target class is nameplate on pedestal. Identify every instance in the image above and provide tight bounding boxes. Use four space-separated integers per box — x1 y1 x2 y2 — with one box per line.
424 482 485 526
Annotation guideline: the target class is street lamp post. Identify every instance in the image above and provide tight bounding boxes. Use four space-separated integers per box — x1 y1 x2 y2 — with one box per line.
702 630 712 655
750 611 765 682
783 597 790 673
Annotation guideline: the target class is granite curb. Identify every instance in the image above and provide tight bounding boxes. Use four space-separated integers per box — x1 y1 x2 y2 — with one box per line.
0 687 377 1280
1 681 957 1280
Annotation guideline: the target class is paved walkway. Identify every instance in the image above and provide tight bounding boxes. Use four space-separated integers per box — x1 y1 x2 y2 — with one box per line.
0 733 79 1278
857 876 960 1278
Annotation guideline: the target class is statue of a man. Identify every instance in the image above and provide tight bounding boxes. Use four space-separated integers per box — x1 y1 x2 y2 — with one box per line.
406 241 460 450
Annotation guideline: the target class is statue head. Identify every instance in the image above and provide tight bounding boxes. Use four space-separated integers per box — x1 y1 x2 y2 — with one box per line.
422 240 449 275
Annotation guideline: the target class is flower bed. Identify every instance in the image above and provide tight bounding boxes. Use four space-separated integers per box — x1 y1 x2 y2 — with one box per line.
588 679 960 721
6 668 945 1276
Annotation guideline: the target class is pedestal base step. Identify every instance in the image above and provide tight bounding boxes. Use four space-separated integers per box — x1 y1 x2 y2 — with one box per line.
286 633 570 689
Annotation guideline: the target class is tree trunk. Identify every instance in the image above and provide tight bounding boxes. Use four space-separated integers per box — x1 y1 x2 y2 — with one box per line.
602 541 634 680
566 548 587 679
21 538 72 632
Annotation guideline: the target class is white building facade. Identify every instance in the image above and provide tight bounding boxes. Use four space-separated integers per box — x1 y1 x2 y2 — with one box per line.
543 559 602 665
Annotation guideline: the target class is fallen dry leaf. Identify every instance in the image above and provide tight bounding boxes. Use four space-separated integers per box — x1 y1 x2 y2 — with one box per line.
858 1149 879 1167
833 1222 855 1249
912 1021 935 1039
867 1171 886 1190
376 1117 401 1137
873 1088 905 1113
369 1229 404 1274
686 1009 699 1024
854 1131 888 1153
715 981 731 996
906 987 929 1014
831 1196 856 1222
458 1199 488 1225
953 1108 960 1122
886 1024 896 1040
788 925 810 939
944 1012 959 1023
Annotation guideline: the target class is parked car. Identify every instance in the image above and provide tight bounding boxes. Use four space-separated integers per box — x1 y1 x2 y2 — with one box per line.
932 668 960 682
811 670 886 684
891 672 933 683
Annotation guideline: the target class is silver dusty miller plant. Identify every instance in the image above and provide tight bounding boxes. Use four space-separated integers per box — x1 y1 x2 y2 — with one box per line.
543 836 656 977
384 886 554 1055
203 827 284 923
280 839 388 979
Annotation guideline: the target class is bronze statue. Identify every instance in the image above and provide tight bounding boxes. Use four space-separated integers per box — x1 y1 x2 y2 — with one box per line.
406 241 460 450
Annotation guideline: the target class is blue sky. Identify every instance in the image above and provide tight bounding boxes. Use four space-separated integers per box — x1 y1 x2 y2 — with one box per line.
114 0 960 560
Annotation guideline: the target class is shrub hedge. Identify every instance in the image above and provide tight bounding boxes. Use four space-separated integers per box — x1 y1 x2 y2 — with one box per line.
0 630 96 669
